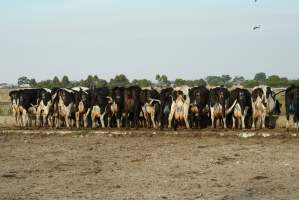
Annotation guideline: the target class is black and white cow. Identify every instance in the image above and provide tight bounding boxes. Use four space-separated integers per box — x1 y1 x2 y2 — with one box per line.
229 87 251 129
36 88 52 127
209 86 235 129
16 89 40 127
73 87 91 128
106 87 125 128
139 88 161 129
124 86 142 128
52 88 76 128
9 90 21 126
285 85 299 129
158 87 173 129
90 87 110 128
168 86 190 130
251 86 281 129
188 86 210 128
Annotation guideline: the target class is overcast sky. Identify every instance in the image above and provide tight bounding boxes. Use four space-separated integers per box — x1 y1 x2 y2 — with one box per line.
0 0 298 84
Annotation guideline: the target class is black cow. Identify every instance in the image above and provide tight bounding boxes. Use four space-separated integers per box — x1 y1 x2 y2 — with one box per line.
229 88 251 129
285 85 299 129
158 87 173 129
209 86 232 128
106 87 125 128
188 86 210 128
124 86 142 128
90 87 110 128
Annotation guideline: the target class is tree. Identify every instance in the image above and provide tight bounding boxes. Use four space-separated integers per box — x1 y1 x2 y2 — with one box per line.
29 78 37 87
206 76 223 86
192 79 207 87
109 74 130 88
17 76 31 86
232 76 245 84
174 78 186 86
131 79 152 87
254 72 267 83
84 75 95 88
61 75 70 88
52 76 60 88
242 80 259 88
155 74 170 86
221 75 231 84
267 75 281 87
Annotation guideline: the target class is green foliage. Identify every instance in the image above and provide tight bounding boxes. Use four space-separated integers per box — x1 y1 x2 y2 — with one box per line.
254 72 267 83
109 74 130 88
242 80 259 88
232 76 245 84
155 74 171 87
16 73 298 90
131 79 152 87
17 76 31 86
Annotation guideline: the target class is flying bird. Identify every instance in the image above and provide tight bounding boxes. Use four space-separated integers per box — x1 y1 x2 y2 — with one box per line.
253 25 261 30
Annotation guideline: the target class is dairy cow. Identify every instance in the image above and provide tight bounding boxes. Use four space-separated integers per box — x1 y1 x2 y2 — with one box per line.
251 86 281 129
15 89 39 127
52 88 76 128
285 85 299 129
124 86 142 128
139 88 161 129
36 88 52 127
73 87 91 128
90 87 110 128
188 86 210 128
229 87 251 129
9 90 21 126
209 86 236 129
106 87 125 128
168 86 190 130
158 87 173 129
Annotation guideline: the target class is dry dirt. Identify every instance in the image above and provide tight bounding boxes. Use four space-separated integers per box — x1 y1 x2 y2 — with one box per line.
0 128 299 200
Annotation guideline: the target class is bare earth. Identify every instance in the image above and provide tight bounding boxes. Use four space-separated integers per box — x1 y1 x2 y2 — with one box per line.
0 128 299 200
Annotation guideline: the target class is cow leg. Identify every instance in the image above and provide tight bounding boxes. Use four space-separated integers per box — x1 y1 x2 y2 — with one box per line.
232 116 236 129
100 113 106 128
21 111 28 127
223 117 227 129
150 111 156 129
65 115 70 128
211 115 215 129
92 115 96 128
261 114 266 129
36 108 41 127
76 112 80 128
168 103 176 129
241 115 245 129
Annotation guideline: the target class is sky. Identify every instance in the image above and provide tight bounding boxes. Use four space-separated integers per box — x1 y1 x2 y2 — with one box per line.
0 0 298 84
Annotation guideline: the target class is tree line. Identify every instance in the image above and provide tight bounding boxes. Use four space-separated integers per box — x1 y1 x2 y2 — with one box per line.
16 72 299 89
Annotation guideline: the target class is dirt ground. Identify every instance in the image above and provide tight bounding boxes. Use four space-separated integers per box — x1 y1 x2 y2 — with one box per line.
0 128 299 200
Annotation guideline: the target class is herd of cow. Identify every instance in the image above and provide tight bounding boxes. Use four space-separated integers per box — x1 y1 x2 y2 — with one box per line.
7 85 299 130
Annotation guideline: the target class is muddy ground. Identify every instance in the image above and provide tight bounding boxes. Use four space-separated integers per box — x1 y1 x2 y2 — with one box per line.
0 128 299 200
